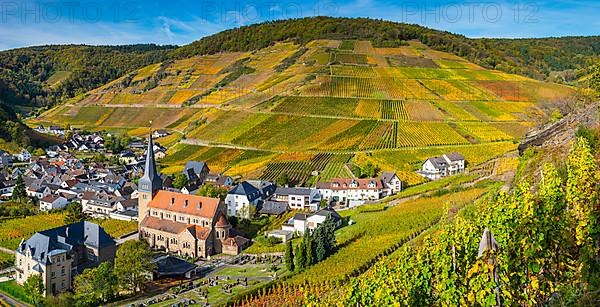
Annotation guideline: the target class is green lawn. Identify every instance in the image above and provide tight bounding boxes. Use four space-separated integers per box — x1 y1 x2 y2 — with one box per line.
0 280 31 304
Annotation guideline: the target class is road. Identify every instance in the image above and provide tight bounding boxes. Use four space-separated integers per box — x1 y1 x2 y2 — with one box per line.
116 231 139 245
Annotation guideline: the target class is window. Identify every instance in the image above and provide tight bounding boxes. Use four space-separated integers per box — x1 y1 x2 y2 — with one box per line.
61 267 65 276
51 271 56 278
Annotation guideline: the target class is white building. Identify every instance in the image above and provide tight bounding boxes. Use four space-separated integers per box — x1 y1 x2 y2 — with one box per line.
380 172 402 195
272 187 321 211
317 178 385 204
281 208 342 235
225 181 262 218
418 152 465 180
39 195 68 211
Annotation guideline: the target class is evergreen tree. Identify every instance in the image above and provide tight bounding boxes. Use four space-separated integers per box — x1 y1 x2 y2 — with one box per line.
284 240 295 272
305 231 314 267
295 242 306 271
314 226 327 262
11 175 27 203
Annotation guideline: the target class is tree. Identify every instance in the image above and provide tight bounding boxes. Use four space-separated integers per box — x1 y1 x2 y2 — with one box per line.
550 109 563 123
276 173 291 186
64 202 85 224
305 231 315 267
74 262 118 306
11 175 27 203
23 274 44 305
314 226 327 262
295 242 306 271
197 184 229 199
361 162 379 178
284 240 295 272
114 240 156 294
32 148 45 156
172 173 189 190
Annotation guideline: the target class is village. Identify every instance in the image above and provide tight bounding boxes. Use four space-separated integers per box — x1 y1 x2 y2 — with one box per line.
0 127 467 306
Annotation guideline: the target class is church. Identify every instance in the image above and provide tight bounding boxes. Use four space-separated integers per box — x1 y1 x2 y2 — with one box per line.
138 133 248 258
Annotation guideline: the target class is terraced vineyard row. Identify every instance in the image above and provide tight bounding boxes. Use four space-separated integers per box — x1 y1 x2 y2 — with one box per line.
359 121 397 150
396 122 469 147
270 96 409 120
457 122 514 141
259 153 336 184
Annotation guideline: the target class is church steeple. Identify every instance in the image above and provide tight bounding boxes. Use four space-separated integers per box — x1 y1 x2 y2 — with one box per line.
138 131 162 226
139 131 162 194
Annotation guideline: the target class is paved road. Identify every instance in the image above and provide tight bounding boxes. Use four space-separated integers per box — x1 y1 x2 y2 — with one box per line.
0 292 26 307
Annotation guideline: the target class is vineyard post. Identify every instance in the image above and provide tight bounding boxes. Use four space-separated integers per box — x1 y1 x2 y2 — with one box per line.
478 228 501 306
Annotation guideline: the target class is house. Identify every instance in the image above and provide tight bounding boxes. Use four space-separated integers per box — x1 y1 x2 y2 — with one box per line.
48 126 65 135
380 172 402 195
247 180 276 199
138 132 246 258
0 180 15 197
317 178 384 205
183 161 210 184
39 195 68 211
27 185 51 199
15 149 31 162
281 208 342 235
118 150 138 165
0 150 12 166
259 201 289 216
152 130 170 138
204 173 233 187
81 191 121 217
418 152 465 180
15 221 116 296
225 181 262 218
154 149 166 160
272 187 321 211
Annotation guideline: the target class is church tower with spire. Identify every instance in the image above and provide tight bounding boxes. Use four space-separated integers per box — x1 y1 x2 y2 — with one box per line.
138 132 162 225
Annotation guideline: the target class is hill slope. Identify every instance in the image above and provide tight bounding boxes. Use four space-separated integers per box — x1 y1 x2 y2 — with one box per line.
174 17 600 80
33 38 577 185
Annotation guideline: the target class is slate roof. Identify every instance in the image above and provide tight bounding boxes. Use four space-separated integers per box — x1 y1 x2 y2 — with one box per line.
183 161 207 180
444 152 465 162
427 157 448 169
380 172 397 184
229 181 261 201
153 255 197 277
259 201 289 216
312 207 342 221
17 221 115 263
274 187 312 196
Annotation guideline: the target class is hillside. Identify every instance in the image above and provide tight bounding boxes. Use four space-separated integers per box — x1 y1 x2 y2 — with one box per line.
32 38 577 185
0 44 176 113
174 17 600 80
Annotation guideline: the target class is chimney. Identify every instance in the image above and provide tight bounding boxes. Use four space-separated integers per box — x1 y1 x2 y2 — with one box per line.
184 199 188 207
170 197 175 206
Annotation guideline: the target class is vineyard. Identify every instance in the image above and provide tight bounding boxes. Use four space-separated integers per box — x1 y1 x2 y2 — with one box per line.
396 122 468 147
31 37 576 187
259 153 352 185
284 188 487 285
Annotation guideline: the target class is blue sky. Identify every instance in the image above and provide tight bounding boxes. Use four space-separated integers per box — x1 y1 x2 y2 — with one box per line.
0 0 598 50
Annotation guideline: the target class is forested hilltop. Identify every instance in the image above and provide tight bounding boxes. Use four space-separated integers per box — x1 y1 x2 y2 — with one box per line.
0 44 175 111
175 17 600 80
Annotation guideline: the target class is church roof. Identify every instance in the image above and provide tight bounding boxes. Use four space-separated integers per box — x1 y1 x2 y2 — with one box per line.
148 190 220 219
